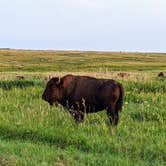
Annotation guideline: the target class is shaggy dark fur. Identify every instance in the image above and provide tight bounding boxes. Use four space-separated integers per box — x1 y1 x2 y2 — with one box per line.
42 74 124 126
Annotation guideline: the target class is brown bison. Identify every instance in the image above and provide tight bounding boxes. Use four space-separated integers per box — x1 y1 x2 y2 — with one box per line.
158 72 165 78
117 72 130 78
16 76 25 80
42 74 124 126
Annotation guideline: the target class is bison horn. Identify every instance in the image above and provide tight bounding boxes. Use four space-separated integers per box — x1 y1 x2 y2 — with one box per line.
56 76 60 84
49 75 52 80
58 76 60 83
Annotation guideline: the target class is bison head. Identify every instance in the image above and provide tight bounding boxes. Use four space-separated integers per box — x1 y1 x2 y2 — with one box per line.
42 77 62 105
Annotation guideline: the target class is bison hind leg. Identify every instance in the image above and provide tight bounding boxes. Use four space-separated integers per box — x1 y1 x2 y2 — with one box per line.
106 105 119 126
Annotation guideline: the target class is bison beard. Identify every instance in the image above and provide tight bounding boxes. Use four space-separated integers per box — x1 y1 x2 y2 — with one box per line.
42 74 124 126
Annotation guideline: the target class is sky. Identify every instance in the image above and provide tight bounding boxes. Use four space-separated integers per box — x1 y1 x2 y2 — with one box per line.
0 0 166 52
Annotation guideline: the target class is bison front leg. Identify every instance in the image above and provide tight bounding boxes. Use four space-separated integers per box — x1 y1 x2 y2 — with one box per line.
69 110 85 123
107 105 119 126
76 111 85 122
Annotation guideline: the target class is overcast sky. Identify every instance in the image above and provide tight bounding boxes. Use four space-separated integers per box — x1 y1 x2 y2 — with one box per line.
0 0 166 52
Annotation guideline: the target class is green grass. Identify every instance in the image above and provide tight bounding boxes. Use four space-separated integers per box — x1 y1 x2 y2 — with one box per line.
0 49 166 165
0 49 166 72
0 80 44 90
0 79 165 165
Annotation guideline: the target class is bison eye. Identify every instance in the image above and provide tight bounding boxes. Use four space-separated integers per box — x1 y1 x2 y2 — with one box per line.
48 82 54 87
49 84 54 89
49 84 57 90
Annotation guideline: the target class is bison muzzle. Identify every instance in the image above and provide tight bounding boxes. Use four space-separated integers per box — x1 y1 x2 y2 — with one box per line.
42 74 124 126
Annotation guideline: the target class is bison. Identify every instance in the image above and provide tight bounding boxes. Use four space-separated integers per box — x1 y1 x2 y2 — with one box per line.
16 75 25 80
117 72 130 78
158 72 165 78
42 74 124 126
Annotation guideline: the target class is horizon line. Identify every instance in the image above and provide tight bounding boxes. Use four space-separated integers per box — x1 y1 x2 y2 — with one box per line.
0 47 166 54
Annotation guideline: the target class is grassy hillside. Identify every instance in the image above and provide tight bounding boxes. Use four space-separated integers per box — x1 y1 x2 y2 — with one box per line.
0 49 166 72
0 49 166 165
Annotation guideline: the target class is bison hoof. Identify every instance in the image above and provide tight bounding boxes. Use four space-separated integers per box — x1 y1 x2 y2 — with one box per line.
109 117 119 126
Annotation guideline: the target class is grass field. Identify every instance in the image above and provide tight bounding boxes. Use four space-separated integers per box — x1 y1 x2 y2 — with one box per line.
0 49 166 165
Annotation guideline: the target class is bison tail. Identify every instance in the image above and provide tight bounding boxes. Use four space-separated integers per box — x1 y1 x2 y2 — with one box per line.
116 83 124 112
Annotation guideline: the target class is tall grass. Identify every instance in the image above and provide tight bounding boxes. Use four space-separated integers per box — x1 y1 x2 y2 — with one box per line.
0 80 44 90
123 80 166 93
0 49 165 165
0 78 165 165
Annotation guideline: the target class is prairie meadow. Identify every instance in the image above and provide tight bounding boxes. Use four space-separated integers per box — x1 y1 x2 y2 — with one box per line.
0 49 166 165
